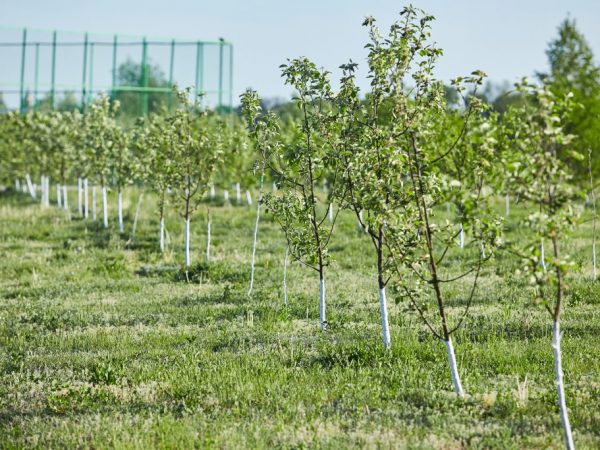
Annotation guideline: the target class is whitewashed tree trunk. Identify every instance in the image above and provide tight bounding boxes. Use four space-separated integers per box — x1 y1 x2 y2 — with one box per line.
22 181 27 193
15 179 20 191
505 193 510 216
56 184 62 208
210 183 215 199
379 287 391 349
444 338 465 397
248 198 261 296
272 182 277 192
102 185 108 228
319 276 326 331
62 185 68 210
552 321 575 450
131 192 143 240
224 190 229 203
283 245 289 305
92 185 97 220
593 241 597 280
328 203 333 222
206 217 211 263
459 223 464 249
25 174 36 199
184 217 191 268
159 217 165 252
83 178 89 218
117 190 124 234
541 239 547 271
236 182 241 203
379 287 392 349
77 177 83 215
246 190 252 206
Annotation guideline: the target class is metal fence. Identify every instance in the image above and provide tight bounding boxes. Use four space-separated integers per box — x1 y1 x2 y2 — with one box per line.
0 26 234 115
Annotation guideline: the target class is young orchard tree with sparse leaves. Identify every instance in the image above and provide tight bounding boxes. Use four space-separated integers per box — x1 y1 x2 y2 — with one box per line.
390 103 502 397
82 96 121 228
241 58 343 329
503 81 580 450
169 88 222 269
132 113 176 251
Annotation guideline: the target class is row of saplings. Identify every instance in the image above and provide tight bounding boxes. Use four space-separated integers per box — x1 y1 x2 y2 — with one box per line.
1 9 597 449
236 11 595 450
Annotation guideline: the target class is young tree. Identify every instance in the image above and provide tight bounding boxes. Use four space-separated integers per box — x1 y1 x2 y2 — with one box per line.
505 81 579 449
241 57 343 329
132 113 175 251
83 96 119 228
169 88 222 268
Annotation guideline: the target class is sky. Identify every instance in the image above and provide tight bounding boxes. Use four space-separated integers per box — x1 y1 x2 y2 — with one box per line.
2 0 600 107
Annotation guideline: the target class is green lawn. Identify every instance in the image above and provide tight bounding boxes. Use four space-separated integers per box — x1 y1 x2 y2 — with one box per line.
0 187 599 449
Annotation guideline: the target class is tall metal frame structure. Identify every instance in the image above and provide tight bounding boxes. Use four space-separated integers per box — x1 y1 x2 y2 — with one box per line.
0 26 234 115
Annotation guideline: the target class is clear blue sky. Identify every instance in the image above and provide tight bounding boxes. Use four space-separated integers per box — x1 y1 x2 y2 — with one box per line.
3 0 600 105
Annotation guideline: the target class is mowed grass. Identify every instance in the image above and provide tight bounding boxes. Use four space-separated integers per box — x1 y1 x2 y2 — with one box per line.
0 187 599 449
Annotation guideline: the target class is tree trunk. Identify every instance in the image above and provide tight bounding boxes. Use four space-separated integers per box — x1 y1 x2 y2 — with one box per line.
379 286 391 349
236 182 241 203
206 213 211 263
552 320 575 450
62 185 68 210
117 189 124 233
248 197 261 296
319 274 326 331
131 192 143 240
541 239 547 271
77 177 82 215
458 223 464 249
184 215 191 268
444 338 465 397
83 178 89 218
92 185 97 220
246 190 252 206
102 185 108 228
56 184 62 208
26 174 36 199
283 245 289 305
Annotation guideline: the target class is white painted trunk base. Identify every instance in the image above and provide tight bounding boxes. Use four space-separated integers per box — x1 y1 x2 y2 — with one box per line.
77 178 82 215
210 184 215 198
246 190 252 206
248 200 261 296
15 179 20 191
83 178 89 218
92 186 97 220
56 184 62 208
63 185 69 210
117 191 124 233
459 224 464 249
283 246 289 305
272 182 277 192
236 182 241 203
328 204 333 222
541 239 547 271
131 193 143 240
224 190 229 203
379 287 391 349
552 321 575 450
184 217 191 268
206 220 211 262
159 217 165 252
444 339 465 397
319 277 326 330
26 174 36 199
593 241 597 280
102 186 108 228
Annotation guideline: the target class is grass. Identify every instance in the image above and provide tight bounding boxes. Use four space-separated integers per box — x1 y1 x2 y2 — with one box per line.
0 186 599 449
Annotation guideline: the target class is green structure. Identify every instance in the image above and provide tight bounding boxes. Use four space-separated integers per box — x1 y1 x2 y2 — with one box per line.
0 26 234 115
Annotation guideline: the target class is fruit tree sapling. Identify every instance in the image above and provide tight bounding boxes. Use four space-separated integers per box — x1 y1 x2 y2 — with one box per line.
241 65 343 326
169 88 222 269
505 81 579 449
